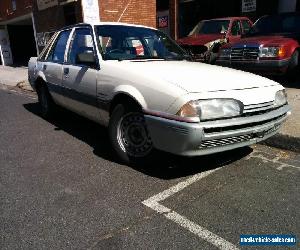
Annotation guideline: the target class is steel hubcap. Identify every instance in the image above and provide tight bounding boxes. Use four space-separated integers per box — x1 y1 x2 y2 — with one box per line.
117 113 152 157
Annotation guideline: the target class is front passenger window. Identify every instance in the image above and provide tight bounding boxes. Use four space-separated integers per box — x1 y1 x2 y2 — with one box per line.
48 30 71 63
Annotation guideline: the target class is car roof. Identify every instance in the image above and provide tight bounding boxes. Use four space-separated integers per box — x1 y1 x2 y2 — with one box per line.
59 22 157 32
202 17 250 21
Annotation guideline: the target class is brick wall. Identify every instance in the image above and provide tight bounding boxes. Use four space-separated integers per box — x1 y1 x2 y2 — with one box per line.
33 1 83 33
99 0 156 28
0 0 33 21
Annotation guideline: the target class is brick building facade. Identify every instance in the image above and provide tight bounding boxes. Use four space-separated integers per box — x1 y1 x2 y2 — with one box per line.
0 0 299 65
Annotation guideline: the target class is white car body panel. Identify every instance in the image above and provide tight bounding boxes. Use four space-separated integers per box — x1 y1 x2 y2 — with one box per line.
27 22 291 157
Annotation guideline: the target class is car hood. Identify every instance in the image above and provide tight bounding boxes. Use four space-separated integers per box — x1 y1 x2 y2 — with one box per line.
177 34 224 46
232 35 292 46
121 60 278 93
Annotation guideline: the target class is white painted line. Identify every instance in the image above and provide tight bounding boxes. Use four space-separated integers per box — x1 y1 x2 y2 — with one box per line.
246 150 300 172
142 168 240 250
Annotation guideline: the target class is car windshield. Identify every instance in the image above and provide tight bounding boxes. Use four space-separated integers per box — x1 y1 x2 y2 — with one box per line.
95 25 189 61
189 20 230 35
247 14 300 36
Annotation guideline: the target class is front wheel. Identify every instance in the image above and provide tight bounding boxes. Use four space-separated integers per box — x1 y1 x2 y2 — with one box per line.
109 104 153 164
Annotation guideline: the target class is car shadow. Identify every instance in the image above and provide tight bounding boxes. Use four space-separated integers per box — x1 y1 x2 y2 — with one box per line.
23 102 253 180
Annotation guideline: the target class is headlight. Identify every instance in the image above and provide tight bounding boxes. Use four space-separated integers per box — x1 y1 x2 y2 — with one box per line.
177 99 243 121
219 48 231 59
274 89 287 107
259 47 284 58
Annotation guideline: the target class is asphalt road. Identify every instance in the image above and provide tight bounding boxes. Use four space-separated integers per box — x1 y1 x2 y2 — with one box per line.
0 86 299 249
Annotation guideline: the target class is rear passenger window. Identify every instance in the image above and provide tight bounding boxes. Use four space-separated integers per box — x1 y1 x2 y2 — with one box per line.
39 33 57 61
47 30 71 63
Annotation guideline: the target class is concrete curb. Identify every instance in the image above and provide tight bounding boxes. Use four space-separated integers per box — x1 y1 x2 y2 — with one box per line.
261 133 300 153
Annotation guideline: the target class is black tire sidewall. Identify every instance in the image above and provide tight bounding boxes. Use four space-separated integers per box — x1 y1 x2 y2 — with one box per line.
287 50 299 80
108 104 153 164
37 84 53 118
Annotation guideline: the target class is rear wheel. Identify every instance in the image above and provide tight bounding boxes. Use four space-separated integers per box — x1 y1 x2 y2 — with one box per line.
109 104 153 164
37 84 55 119
287 50 299 80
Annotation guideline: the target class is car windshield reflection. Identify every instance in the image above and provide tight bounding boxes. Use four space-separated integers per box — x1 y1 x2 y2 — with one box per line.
189 20 230 36
96 25 189 61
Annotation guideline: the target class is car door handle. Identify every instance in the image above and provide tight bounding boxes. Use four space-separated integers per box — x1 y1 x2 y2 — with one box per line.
63 67 69 77
43 64 47 70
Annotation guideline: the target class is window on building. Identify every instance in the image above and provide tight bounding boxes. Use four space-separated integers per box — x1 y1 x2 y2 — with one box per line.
67 28 95 65
231 21 241 36
47 30 71 63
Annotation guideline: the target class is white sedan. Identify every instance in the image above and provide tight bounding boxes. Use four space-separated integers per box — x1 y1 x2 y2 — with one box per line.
28 22 291 163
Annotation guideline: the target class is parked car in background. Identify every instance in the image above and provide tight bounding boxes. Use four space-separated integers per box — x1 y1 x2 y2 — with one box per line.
177 17 253 63
28 22 290 164
217 12 300 77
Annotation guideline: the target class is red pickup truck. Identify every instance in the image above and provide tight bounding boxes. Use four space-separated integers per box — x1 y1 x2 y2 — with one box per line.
177 17 253 63
217 12 300 77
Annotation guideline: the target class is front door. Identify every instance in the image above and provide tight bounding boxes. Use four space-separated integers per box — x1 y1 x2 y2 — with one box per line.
62 27 100 123
228 20 242 43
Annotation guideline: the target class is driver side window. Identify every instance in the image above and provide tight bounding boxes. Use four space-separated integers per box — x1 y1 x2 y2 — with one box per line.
231 21 241 36
67 28 95 65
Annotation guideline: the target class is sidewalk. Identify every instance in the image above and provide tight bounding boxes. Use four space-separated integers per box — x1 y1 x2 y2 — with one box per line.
0 65 299 152
0 66 33 91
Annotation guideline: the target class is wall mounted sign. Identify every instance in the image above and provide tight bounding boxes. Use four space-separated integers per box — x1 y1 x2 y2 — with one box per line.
37 0 58 11
158 16 168 28
242 0 256 12
81 0 100 24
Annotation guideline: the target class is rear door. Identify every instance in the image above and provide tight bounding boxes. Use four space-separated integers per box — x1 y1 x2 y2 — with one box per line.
43 29 71 105
61 27 100 122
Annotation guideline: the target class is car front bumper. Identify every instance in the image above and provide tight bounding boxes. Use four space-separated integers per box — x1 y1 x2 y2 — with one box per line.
216 58 290 75
145 104 291 156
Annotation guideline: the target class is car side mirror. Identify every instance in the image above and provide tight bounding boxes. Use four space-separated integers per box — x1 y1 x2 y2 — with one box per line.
220 30 227 38
76 52 96 68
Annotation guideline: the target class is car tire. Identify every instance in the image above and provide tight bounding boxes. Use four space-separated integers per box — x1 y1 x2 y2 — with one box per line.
287 50 299 80
109 103 153 164
37 84 55 119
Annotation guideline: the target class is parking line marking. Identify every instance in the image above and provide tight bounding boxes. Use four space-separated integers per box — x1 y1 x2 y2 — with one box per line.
246 150 300 172
142 168 240 250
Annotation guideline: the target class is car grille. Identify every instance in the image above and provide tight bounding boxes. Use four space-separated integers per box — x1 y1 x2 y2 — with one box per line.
231 47 259 61
242 101 276 116
203 114 285 134
199 122 281 149
198 134 254 149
